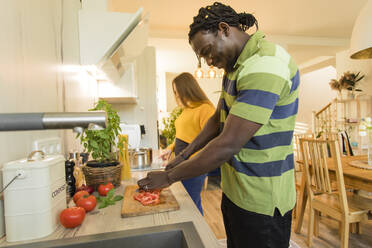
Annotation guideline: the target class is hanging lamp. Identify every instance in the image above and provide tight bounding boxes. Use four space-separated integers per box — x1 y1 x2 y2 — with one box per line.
350 0 372 59
194 58 204 79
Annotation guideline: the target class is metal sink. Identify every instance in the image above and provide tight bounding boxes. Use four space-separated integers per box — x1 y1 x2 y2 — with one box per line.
4 222 205 248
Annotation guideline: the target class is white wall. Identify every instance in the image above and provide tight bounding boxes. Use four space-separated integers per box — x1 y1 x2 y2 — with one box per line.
114 47 158 149
0 0 102 234
62 0 99 153
149 37 222 131
0 0 65 166
297 66 338 126
336 50 372 95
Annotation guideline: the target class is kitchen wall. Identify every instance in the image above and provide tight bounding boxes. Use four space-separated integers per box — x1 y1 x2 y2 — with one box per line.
0 0 64 167
0 0 103 178
114 47 158 149
0 0 100 166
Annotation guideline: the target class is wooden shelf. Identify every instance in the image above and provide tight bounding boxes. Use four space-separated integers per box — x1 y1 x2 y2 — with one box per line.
335 95 372 103
99 97 138 104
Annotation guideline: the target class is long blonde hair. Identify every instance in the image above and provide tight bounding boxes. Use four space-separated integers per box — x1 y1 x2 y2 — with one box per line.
172 72 212 108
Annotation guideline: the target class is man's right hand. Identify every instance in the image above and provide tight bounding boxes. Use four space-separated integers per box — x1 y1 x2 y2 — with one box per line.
165 154 185 171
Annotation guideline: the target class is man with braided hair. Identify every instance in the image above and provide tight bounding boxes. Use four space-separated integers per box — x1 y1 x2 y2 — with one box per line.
138 2 299 247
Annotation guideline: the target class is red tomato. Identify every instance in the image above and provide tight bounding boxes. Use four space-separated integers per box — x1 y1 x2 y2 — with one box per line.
133 190 160 206
133 193 144 202
76 194 97 212
73 190 89 204
97 182 114 196
76 184 94 194
59 207 86 228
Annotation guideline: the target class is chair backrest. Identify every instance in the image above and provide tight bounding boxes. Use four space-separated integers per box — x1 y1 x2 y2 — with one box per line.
319 132 352 156
299 138 349 214
293 133 314 161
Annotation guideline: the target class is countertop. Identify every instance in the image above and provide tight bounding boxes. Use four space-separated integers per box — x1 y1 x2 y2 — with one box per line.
0 171 220 248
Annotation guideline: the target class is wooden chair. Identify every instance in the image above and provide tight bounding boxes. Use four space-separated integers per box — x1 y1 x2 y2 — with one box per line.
320 132 352 156
299 138 372 248
293 133 314 218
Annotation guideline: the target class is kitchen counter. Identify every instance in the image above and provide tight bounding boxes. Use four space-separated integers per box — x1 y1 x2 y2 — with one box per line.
0 171 220 248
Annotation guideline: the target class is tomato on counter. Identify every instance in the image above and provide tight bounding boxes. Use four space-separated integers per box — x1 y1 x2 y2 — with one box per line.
73 190 90 203
59 207 86 228
76 194 97 212
98 182 114 196
76 184 94 194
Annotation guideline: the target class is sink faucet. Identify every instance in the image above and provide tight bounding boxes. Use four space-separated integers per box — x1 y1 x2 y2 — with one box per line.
0 112 107 132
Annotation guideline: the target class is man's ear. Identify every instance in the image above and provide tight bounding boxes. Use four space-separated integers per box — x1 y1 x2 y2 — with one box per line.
218 22 230 37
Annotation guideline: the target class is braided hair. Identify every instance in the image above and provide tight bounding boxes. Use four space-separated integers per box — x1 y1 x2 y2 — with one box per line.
188 2 258 41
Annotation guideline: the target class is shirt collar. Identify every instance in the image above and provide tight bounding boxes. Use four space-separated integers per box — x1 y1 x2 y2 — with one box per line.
233 31 266 70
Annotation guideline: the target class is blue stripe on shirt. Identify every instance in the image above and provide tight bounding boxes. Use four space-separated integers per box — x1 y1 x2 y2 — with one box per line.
236 89 279 110
220 98 230 114
223 78 237 96
228 153 294 177
270 98 298 119
290 70 300 93
243 131 294 150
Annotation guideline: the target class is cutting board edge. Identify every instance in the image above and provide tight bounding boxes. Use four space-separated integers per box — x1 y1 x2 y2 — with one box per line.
121 205 180 218
121 185 180 218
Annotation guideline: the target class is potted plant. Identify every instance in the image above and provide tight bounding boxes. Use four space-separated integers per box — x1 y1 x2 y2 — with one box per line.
161 107 183 147
78 99 123 166
78 99 124 188
329 71 364 99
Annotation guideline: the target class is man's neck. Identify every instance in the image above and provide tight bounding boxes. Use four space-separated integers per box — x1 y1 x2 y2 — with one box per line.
226 32 251 72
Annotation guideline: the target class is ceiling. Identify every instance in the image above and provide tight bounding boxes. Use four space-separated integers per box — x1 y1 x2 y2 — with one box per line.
108 0 368 71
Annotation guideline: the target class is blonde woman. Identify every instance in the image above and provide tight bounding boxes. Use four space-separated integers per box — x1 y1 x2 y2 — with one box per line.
160 72 215 214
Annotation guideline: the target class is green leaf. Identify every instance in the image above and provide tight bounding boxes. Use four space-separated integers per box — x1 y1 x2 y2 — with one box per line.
98 202 108 209
107 188 115 199
91 140 99 149
75 99 122 162
113 195 123 201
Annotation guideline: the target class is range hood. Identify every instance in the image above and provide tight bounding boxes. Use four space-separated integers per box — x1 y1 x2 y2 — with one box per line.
79 7 148 82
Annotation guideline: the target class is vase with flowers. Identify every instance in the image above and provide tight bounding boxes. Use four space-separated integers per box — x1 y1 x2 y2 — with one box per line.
329 71 364 99
359 117 372 166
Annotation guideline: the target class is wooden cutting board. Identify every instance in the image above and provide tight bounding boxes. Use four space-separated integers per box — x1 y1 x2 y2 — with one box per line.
121 185 180 218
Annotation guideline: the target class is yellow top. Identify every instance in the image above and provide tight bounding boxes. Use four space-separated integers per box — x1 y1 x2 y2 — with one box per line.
167 102 215 152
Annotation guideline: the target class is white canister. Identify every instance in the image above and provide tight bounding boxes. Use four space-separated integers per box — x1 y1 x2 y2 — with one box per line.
2 151 66 242
0 169 4 238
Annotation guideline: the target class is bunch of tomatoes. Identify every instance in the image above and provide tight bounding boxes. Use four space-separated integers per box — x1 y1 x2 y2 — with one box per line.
59 182 114 228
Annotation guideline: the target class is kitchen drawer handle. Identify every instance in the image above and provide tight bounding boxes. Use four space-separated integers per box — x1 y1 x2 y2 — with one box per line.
27 150 45 162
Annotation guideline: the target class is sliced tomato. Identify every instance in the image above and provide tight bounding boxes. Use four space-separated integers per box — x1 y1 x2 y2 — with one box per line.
141 196 160 205
133 192 144 202
133 189 161 206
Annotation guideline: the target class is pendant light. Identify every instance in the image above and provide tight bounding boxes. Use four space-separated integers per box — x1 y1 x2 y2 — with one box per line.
207 66 217 78
194 58 204 79
350 0 372 59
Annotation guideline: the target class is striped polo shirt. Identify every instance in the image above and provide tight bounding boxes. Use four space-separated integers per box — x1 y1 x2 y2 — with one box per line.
220 31 299 216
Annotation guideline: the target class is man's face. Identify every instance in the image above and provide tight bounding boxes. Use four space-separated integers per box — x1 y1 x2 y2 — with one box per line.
190 29 234 72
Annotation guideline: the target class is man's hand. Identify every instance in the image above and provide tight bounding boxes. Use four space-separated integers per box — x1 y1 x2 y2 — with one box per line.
165 154 185 171
137 171 174 190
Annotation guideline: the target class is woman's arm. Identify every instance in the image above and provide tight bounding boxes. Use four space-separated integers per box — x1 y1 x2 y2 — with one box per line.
165 101 221 170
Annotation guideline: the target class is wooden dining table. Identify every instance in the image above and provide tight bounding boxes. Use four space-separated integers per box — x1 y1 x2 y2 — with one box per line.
294 155 372 233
